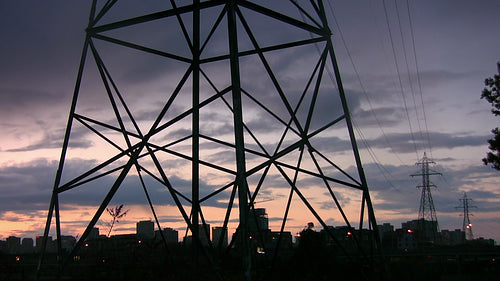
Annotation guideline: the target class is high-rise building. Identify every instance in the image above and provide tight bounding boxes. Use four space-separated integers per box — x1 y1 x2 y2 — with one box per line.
60 236 76 252
212 226 228 248
7 236 20 254
88 227 100 240
440 229 465 246
402 219 437 242
0 240 6 252
183 224 211 247
248 208 269 234
155 227 179 244
267 231 293 251
378 223 394 241
137 220 154 240
21 238 34 253
199 224 211 247
36 236 44 250
36 235 55 253
379 223 394 233
397 230 416 251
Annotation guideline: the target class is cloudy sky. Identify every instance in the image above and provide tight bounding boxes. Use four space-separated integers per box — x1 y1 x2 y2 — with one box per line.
1 0 499 244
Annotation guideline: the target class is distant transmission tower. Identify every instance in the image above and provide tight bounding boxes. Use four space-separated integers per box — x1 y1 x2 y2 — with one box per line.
411 152 441 243
37 1 382 280
456 192 475 240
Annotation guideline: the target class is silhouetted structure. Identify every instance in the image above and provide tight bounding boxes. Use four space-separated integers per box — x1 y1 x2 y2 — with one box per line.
6 236 21 254
248 208 268 235
411 152 441 245
212 226 228 249
137 220 154 240
156 227 179 244
2 219 499 281
457 192 476 240
38 1 382 280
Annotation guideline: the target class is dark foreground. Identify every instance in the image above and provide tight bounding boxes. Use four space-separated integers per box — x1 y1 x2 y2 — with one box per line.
2 245 499 281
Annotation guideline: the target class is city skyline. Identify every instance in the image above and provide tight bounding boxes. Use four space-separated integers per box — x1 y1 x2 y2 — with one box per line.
1 0 500 244
0 217 496 254
2 217 497 281
0 213 494 248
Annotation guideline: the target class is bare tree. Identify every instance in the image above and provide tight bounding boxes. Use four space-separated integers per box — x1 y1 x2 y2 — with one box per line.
104 204 129 237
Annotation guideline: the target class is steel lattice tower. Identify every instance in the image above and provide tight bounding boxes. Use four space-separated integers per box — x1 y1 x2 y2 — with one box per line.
457 192 475 240
37 1 382 280
411 152 441 243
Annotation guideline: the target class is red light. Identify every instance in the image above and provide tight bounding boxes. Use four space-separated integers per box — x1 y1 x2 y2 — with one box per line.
347 231 352 236
407 229 413 233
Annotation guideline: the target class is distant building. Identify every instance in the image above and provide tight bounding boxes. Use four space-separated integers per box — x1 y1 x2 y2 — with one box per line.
137 220 154 240
36 235 55 252
248 208 269 234
155 227 179 244
401 219 419 232
378 223 395 249
0 240 6 253
183 235 192 246
378 223 394 236
397 229 416 251
199 224 211 247
267 231 293 251
466 237 495 247
183 224 211 247
7 236 21 254
60 235 76 252
106 234 139 260
88 227 100 240
440 229 465 246
21 238 34 254
212 226 228 248
321 226 353 244
32 236 59 253
402 219 438 244
36 236 43 249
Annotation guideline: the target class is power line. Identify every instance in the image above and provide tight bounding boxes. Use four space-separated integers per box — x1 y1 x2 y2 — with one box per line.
394 0 426 154
353 119 398 189
382 0 419 160
325 0 434 164
326 0 407 166
406 0 434 158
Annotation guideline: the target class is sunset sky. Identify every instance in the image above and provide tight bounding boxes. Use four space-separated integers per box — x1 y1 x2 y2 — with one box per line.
1 0 499 244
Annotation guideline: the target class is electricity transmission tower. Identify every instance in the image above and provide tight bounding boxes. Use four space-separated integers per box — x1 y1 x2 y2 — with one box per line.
411 152 441 244
456 192 475 240
37 1 382 280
